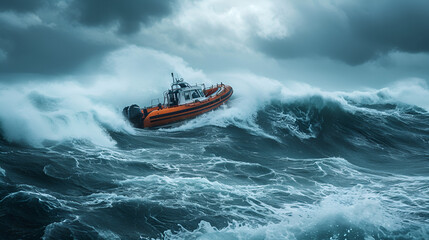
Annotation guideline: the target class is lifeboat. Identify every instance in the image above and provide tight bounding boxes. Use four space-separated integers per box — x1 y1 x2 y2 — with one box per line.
123 73 233 128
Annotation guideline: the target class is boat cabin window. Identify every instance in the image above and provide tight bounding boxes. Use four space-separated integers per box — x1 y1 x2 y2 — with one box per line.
184 91 190 100
198 89 205 97
191 90 200 99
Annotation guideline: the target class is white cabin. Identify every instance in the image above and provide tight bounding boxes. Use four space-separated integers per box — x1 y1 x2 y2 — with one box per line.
164 77 206 106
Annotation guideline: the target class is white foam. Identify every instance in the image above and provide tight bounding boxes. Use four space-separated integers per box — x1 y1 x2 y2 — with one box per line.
0 85 132 147
42 215 121 240
164 189 404 240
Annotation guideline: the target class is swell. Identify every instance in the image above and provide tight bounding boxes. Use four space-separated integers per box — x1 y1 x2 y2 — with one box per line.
255 96 429 172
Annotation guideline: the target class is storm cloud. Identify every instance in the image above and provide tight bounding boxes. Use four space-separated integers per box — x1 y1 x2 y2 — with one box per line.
0 0 176 77
256 0 429 65
0 0 428 88
69 0 176 35
0 0 46 13
0 23 116 75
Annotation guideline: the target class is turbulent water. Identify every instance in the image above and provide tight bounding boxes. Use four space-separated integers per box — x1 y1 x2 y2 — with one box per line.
1 80 429 239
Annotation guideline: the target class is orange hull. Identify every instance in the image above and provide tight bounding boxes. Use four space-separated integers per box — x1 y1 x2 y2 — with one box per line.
140 85 233 128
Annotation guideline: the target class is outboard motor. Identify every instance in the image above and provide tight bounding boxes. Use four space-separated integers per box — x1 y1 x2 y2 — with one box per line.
122 104 144 128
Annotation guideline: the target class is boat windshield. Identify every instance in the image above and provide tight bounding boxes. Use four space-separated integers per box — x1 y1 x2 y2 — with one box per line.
184 91 191 100
191 90 199 98
198 89 204 97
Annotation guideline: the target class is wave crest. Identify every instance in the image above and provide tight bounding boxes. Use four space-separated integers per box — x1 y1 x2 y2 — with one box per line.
0 83 133 147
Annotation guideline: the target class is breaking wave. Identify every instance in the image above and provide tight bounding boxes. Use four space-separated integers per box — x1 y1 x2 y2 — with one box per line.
0 83 132 147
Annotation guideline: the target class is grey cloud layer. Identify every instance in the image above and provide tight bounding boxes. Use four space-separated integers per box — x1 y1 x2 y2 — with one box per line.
0 0 176 76
0 24 115 75
1 0 429 78
257 0 429 65
69 0 176 35
0 0 46 13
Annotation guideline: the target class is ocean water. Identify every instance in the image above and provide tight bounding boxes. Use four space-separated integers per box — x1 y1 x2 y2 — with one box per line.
0 78 429 240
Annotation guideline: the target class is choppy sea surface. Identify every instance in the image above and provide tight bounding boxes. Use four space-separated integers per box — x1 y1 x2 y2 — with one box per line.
0 81 429 239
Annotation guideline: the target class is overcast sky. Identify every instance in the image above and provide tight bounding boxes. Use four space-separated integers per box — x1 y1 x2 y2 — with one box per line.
1 0 429 90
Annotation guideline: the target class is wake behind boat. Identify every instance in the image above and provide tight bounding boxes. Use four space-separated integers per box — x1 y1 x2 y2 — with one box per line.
123 73 233 128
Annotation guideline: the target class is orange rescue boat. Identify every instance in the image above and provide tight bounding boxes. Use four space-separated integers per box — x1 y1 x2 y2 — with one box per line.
123 73 233 128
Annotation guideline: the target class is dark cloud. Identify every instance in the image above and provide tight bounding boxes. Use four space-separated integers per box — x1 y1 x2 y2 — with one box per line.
70 0 176 34
0 0 178 77
256 0 429 65
348 1 429 54
0 24 117 75
0 0 46 13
